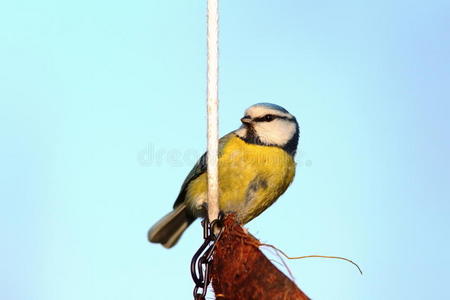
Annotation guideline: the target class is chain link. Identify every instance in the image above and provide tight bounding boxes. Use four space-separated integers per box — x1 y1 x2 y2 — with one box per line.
191 215 224 300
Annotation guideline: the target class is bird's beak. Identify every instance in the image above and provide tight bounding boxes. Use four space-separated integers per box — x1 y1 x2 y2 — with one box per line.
240 117 252 124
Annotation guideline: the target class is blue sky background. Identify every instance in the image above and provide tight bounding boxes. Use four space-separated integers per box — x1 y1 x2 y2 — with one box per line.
1 0 449 299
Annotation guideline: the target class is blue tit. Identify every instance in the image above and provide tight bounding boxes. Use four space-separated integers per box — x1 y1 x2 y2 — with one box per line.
148 103 299 248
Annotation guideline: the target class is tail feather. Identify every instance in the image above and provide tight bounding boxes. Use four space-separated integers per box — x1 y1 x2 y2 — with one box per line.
148 203 196 248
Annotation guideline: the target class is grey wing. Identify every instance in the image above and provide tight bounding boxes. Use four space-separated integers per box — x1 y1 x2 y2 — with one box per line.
172 132 235 209
172 152 207 209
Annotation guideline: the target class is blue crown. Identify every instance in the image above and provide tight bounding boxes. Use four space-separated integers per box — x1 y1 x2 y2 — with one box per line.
252 102 290 114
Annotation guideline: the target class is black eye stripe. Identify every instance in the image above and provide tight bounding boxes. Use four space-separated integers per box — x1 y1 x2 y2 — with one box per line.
253 114 290 122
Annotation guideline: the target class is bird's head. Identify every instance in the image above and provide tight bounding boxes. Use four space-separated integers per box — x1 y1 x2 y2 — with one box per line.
235 103 299 156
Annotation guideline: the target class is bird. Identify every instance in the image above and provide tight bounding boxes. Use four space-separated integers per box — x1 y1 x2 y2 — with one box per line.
148 103 299 248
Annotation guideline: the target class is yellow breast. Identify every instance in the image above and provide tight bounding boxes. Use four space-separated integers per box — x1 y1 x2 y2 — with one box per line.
186 135 296 223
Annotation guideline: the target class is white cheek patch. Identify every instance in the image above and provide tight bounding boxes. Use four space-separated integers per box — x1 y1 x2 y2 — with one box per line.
254 119 296 146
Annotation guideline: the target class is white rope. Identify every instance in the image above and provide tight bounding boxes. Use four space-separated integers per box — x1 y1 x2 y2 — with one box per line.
206 0 219 222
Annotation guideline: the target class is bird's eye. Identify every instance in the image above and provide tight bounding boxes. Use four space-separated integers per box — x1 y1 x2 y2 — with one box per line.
263 115 275 122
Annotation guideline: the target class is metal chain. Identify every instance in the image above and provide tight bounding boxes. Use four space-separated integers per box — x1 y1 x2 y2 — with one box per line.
191 215 224 300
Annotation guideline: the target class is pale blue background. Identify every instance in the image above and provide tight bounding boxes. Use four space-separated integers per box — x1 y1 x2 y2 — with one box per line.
1 0 449 299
